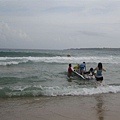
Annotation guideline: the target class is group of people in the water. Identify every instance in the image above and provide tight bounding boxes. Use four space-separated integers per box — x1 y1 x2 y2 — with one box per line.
68 62 106 84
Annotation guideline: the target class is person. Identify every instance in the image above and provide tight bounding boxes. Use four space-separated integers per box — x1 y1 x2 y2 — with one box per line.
67 54 71 57
73 64 79 72
88 67 96 76
79 62 86 76
94 62 106 85
84 67 95 79
68 63 72 78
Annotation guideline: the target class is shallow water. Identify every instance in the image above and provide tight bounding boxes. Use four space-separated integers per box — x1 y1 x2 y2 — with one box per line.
0 48 120 97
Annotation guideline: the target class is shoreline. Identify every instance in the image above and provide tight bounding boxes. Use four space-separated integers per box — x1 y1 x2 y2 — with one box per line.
0 93 120 120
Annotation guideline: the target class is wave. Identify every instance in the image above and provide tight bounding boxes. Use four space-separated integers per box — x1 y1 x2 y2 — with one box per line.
0 84 120 98
0 56 120 66
0 60 28 66
0 50 59 57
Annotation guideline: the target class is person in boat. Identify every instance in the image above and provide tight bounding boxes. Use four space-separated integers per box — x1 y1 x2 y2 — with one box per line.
79 62 86 76
84 67 96 79
73 64 79 72
94 62 106 84
68 63 73 78
89 67 96 76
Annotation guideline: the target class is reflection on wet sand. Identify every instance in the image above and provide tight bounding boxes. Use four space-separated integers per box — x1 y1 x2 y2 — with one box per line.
95 95 105 120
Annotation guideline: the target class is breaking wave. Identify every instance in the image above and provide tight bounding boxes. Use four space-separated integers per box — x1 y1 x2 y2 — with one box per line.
0 56 120 66
0 84 120 98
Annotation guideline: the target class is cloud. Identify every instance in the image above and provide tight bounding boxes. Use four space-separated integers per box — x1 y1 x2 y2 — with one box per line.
79 30 107 37
0 22 28 39
0 22 30 48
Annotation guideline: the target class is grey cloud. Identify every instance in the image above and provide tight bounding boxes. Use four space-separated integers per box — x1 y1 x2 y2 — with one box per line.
0 22 29 39
79 30 107 37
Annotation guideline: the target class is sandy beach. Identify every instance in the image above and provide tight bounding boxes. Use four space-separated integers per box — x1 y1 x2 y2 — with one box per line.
0 93 120 120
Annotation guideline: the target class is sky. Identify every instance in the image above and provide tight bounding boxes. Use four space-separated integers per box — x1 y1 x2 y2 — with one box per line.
0 0 120 50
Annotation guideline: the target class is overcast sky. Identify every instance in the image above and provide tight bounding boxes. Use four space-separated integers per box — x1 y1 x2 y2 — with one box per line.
0 0 120 49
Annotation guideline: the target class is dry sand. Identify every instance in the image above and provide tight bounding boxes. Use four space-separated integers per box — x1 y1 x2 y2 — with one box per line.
0 93 120 120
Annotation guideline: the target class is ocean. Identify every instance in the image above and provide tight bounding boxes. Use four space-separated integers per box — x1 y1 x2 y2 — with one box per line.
0 48 120 98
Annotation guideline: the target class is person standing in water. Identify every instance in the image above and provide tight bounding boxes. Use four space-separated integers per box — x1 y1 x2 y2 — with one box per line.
68 64 72 78
94 62 106 85
79 62 86 77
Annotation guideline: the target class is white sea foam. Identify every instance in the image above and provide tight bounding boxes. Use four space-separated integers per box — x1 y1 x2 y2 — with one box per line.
1 84 120 97
0 61 28 66
41 85 120 96
0 56 120 66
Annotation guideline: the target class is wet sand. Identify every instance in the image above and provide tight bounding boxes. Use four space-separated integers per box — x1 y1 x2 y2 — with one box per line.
0 93 120 120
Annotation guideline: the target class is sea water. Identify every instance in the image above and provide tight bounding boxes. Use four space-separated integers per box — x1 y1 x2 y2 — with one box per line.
0 48 120 98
